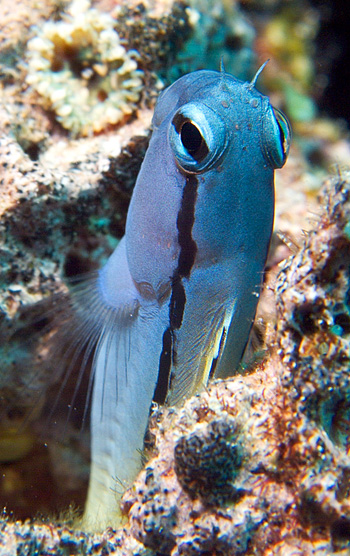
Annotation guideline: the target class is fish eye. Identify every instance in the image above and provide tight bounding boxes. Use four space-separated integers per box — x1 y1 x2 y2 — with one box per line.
262 105 291 169
179 120 209 162
169 102 227 173
181 121 202 154
274 108 291 163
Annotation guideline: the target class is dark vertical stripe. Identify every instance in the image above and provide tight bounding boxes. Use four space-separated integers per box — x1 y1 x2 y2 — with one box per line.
153 328 172 404
153 174 199 404
176 175 198 278
169 278 186 329
208 327 227 380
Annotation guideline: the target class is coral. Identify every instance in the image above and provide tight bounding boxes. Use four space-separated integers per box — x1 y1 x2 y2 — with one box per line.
115 0 256 84
252 3 319 127
122 380 268 555
276 171 350 451
0 515 155 555
168 0 256 81
118 173 350 555
2 0 350 549
26 0 144 136
2 167 350 552
0 122 151 518
261 7 318 90
174 418 243 504
0 0 63 79
114 2 192 78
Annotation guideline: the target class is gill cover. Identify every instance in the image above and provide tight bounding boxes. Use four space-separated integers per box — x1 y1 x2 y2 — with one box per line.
82 69 291 529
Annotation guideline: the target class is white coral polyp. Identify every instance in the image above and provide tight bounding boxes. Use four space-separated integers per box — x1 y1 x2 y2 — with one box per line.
26 2 143 136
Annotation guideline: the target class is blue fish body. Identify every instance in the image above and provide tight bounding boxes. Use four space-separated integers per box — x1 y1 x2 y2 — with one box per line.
82 69 290 528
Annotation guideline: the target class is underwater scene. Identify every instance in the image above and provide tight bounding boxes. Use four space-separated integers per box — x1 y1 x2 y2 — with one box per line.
1 0 350 553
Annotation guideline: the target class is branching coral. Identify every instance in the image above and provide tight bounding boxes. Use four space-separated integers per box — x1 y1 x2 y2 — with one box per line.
26 0 143 136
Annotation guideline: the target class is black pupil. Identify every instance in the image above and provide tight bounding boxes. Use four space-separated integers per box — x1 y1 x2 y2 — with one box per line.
180 121 203 154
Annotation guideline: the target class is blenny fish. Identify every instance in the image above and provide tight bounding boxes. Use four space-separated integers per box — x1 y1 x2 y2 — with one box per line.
80 67 291 528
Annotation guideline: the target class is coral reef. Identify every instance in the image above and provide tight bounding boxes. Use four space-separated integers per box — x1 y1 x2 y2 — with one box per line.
257 21 317 127
173 418 243 505
277 173 350 443
2 172 350 554
122 173 350 555
114 2 192 78
0 519 144 556
0 99 151 516
166 0 256 81
0 0 64 77
1 0 350 551
26 0 144 136
123 379 270 555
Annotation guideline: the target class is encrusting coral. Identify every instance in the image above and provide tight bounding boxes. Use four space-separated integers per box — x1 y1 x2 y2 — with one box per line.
2 173 350 554
26 0 144 136
277 172 350 446
121 172 350 555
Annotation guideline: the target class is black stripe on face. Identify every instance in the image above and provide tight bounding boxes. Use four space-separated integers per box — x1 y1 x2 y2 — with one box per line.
153 327 172 404
176 175 198 278
153 174 199 405
169 277 186 330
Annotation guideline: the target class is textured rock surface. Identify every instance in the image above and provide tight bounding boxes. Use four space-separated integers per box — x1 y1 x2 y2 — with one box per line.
1 0 350 552
2 174 350 553
122 173 350 555
2 174 350 555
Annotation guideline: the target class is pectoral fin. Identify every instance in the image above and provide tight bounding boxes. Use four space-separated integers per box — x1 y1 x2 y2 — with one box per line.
81 238 166 530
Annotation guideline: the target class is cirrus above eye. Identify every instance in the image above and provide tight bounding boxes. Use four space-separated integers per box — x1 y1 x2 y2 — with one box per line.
169 102 227 173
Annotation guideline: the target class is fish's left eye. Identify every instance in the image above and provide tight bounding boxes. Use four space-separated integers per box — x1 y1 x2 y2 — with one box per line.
170 102 227 173
262 105 291 169
274 108 291 165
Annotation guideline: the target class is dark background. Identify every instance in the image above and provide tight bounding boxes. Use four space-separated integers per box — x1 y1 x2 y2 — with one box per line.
311 0 350 127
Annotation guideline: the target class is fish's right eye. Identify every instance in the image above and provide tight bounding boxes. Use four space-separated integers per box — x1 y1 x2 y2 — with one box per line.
170 102 227 174
179 120 208 162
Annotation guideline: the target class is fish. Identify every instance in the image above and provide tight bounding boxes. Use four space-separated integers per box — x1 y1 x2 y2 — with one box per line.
79 66 291 529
